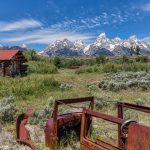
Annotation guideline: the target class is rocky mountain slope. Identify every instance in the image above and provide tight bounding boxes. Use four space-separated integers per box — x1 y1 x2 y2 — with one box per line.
0 44 28 51
42 39 85 56
40 33 150 56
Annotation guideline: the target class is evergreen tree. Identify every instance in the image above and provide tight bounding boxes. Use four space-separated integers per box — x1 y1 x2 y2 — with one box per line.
135 45 140 55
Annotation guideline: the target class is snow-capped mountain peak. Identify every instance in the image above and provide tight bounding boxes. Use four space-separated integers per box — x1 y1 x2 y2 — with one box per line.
98 33 106 38
41 33 150 57
20 43 28 49
96 32 108 43
74 40 85 51
44 38 84 56
113 37 122 42
83 45 90 53
62 38 73 47
128 35 138 42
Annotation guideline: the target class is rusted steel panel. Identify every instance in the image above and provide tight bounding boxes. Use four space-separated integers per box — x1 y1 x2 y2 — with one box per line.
16 107 35 150
127 123 150 150
84 109 124 124
81 139 118 150
117 104 124 149
80 108 125 150
95 139 121 150
45 97 94 150
117 102 150 113
16 100 150 150
117 102 150 149
45 112 82 149
56 96 94 105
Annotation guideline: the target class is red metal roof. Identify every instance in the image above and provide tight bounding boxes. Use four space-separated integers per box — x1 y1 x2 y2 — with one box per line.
0 50 19 61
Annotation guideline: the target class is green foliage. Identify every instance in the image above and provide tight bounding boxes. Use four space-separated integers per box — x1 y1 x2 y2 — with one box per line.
75 66 100 74
95 97 110 110
53 57 96 68
58 131 79 150
0 75 60 100
87 81 99 92
135 98 146 106
135 45 141 55
29 99 54 128
60 83 73 91
102 62 118 73
54 57 62 68
28 61 58 74
124 110 139 121
102 62 150 73
135 56 149 63
0 96 17 123
99 71 150 91
23 50 38 61
122 55 129 63
96 55 108 64
63 58 82 67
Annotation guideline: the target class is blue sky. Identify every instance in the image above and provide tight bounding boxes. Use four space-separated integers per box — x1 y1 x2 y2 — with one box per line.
0 0 150 50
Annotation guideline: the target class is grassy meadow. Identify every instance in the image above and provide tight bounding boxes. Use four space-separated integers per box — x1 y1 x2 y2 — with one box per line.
0 51 150 149
0 52 150 108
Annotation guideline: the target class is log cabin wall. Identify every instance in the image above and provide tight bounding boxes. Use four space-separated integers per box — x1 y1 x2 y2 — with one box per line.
0 61 5 76
0 50 28 77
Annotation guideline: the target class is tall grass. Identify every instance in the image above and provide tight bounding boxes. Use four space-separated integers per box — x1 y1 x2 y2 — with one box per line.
0 75 60 100
75 62 150 74
102 62 150 73
28 61 58 74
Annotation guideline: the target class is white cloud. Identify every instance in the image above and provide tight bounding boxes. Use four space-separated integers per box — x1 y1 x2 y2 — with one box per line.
0 19 42 32
50 11 137 32
0 10 139 46
0 28 94 44
142 37 150 42
141 3 150 11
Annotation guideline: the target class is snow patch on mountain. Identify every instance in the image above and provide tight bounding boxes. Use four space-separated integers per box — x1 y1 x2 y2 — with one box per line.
41 33 150 57
20 43 28 49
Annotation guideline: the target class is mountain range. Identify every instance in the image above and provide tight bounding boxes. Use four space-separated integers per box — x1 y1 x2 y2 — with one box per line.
0 44 28 51
39 33 150 56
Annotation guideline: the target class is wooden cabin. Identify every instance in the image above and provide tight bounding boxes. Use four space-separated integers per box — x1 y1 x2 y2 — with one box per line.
0 50 28 77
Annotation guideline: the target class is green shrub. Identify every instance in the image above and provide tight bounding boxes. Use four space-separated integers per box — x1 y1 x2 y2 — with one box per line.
124 110 139 121
23 50 38 61
102 62 150 73
102 62 119 73
122 56 130 63
54 57 62 68
99 72 150 91
28 61 58 74
96 55 108 64
135 56 149 63
58 131 79 150
60 83 73 91
29 99 54 127
0 96 17 123
135 98 146 106
95 97 109 110
75 66 100 74
87 81 99 92
0 75 60 100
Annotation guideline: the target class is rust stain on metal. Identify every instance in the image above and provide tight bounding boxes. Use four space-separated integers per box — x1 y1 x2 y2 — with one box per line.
117 102 150 149
16 98 150 150
80 108 150 150
16 107 35 149
45 96 94 150
80 108 125 150
127 123 150 150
